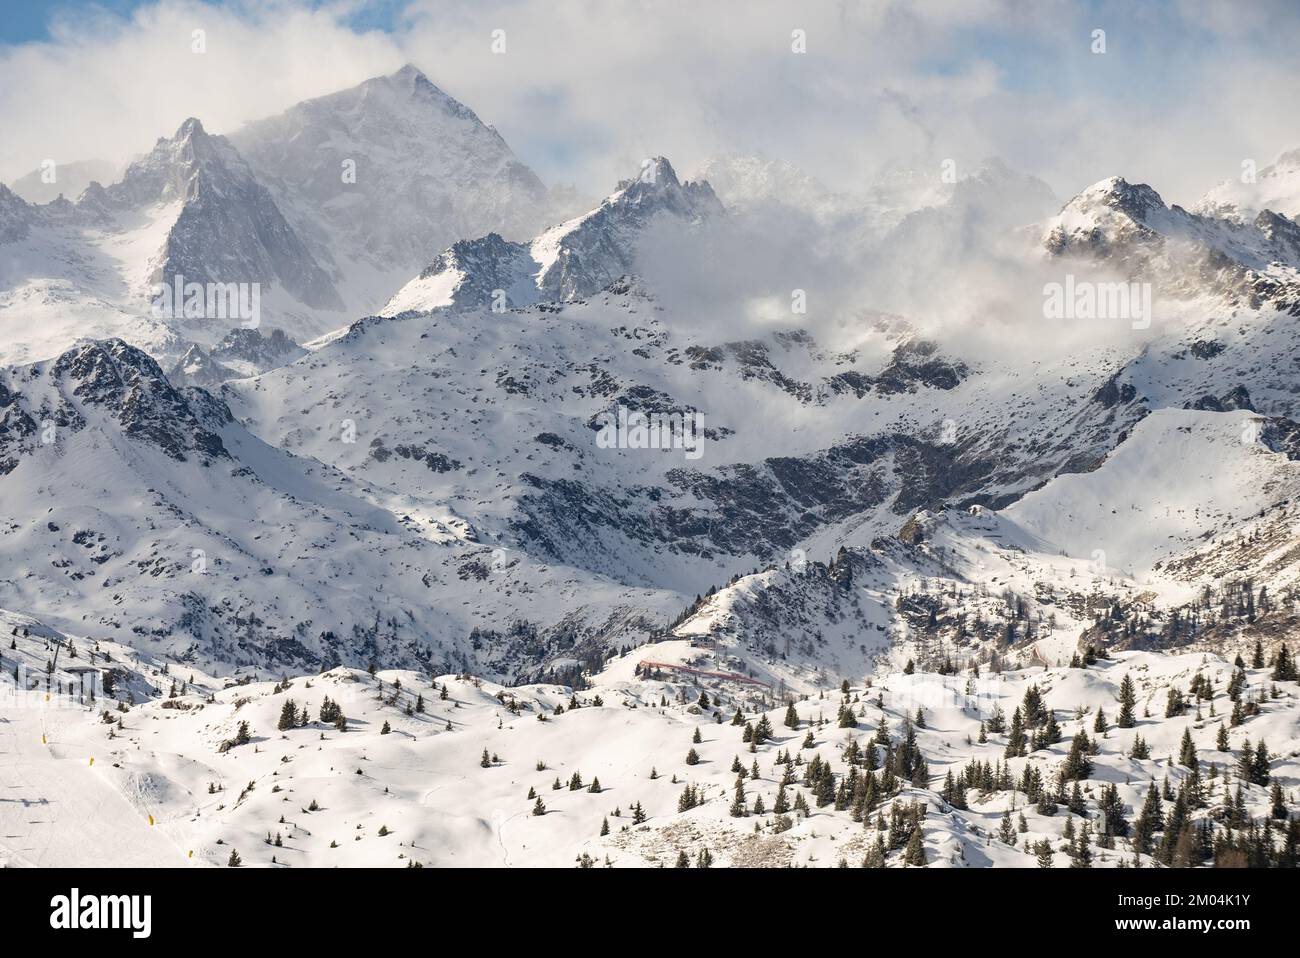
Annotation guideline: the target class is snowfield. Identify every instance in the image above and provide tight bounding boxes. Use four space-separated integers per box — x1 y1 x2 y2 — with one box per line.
1 610 1296 868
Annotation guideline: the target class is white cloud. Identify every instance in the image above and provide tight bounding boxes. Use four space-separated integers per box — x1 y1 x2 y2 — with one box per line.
1 0 1297 213
0 1 403 182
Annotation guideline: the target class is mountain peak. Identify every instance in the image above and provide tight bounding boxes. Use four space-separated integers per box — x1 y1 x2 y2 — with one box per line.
391 62 425 81
175 116 207 140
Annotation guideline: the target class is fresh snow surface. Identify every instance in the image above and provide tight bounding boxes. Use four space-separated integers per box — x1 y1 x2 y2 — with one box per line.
2 618 1295 868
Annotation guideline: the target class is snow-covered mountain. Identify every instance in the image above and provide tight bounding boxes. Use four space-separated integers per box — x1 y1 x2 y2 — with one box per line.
229 64 556 315
8 157 123 206
0 338 676 677
0 65 559 369
1195 147 1300 223
381 156 721 314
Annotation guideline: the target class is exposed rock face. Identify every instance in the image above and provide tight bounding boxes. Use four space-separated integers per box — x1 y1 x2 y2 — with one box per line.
0 183 32 244
383 156 723 314
106 117 343 314
230 64 553 306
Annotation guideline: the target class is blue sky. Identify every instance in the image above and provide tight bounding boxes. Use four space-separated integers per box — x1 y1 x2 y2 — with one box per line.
0 1 410 45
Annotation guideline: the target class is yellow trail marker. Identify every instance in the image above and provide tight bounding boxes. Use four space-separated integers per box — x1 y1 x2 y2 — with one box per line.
148 814 154 826
88 757 94 766
188 850 193 858
41 734 46 744
44 694 49 702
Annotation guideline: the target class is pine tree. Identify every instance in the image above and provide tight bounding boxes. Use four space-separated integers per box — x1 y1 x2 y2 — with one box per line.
1099 783 1129 838
1133 783 1162 855
277 699 298 731
1070 824 1093 868
1117 673 1137 728
903 825 926 866
1252 638 1266 669
227 849 241 867
1061 732 1093 781
784 703 800 729
1035 839 1053 868
1270 782 1287 820
862 834 887 868
998 808 1016 846
1178 727 1198 769
532 796 546 816
774 781 790 814
686 747 700 766
1216 723 1230 752
729 781 747 817
674 850 689 867
1005 706 1027 758
1273 643 1297 681
1093 707 1107 733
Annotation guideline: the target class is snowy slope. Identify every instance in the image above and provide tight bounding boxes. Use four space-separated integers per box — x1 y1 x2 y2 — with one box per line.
2 628 1295 868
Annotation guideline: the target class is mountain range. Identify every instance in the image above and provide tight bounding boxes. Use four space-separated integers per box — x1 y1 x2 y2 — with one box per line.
2 65 1299 868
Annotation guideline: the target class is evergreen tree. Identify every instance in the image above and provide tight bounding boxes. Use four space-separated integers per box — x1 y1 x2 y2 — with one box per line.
729 780 747 818
277 699 298 732
774 782 791 814
1133 783 1162 855
1273 643 1297 681
1034 839 1053 868
1005 706 1027 758
1117 673 1137 728
1061 732 1093 781
998 808 1016 846
1070 824 1093 868
903 825 926 866
1270 782 1287 820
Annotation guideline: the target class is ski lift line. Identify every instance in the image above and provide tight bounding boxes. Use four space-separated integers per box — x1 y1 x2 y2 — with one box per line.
637 660 771 688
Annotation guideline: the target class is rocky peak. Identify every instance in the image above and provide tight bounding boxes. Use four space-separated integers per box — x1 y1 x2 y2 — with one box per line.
51 339 230 463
